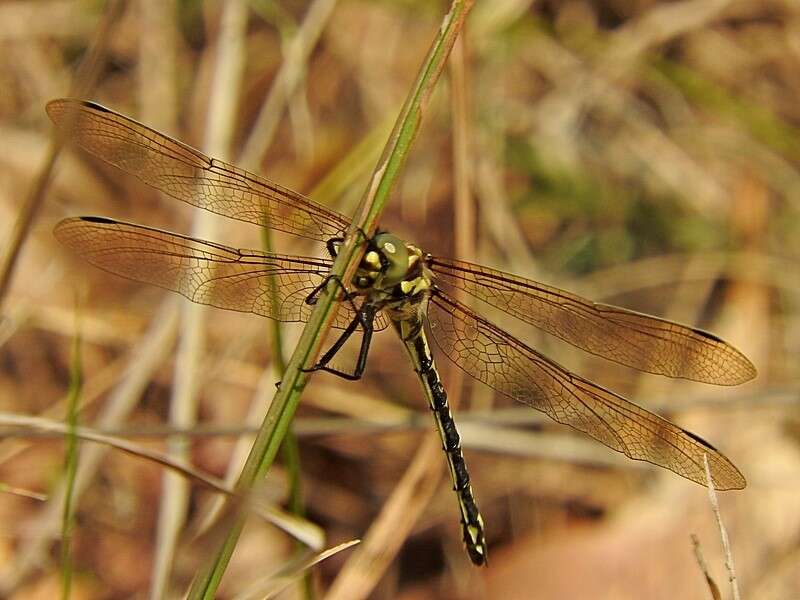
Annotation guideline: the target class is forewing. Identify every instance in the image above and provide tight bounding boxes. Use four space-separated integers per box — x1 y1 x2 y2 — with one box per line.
426 290 745 490
55 217 389 330
47 99 351 242
428 257 755 386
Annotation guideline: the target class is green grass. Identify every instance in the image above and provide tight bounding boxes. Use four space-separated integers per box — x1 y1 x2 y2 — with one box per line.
60 316 82 599
261 222 313 600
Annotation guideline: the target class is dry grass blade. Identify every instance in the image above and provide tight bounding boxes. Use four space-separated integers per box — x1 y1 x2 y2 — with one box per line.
0 301 179 595
0 483 46 502
233 540 360 600
325 436 451 600
0 0 122 305
153 2 249 599
0 412 323 549
142 3 182 599
239 0 339 169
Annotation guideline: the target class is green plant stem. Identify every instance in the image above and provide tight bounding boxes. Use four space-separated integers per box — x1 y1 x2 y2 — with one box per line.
261 224 313 600
61 319 82 599
187 2 474 597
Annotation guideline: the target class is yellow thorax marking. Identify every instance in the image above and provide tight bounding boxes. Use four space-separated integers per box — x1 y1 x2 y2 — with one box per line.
400 276 431 296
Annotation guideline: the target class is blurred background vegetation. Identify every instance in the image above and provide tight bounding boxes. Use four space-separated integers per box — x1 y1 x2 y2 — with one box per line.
0 0 796 598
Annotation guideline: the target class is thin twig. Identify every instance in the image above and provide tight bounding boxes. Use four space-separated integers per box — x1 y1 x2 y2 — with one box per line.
691 534 722 600
704 454 742 600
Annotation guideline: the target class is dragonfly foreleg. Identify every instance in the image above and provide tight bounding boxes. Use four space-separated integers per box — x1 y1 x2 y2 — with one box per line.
324 226 370 260
325 237 344 259
304 273 355 307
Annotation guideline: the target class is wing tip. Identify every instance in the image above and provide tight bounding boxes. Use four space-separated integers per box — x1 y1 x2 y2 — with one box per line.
689 327 758 385
45 97 76 122
739 355 758 382
681 428 747 490
714 354 757 386
53 216 81 237
53 215 119 247
707 469 747 491
46 98 109 124
54 215 115 231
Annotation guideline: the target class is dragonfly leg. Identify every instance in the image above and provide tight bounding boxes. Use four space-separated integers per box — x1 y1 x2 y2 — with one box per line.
325 225 370 260
304 304 376 381
325 236 344 259
305 273 355 307
275 306 374 389
305 274 367 334
312 229 385 303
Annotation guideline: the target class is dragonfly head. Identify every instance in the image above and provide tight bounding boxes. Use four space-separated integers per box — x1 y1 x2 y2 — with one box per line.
354 232 429 295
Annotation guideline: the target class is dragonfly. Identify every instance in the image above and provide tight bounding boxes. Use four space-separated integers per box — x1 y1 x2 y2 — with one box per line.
49 98 756 566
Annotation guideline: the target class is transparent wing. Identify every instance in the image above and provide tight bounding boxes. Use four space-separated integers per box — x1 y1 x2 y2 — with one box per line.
47 99 351 242
426 290 745 490
428 257 755 386
55 217 390 331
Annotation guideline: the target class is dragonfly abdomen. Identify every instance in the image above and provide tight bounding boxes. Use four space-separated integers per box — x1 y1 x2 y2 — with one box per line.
403 326 488 566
